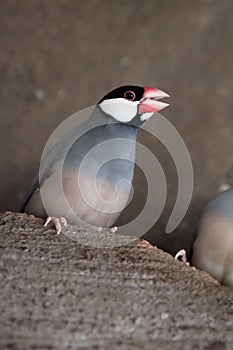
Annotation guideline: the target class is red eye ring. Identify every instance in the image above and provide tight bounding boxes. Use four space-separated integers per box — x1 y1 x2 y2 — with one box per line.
124 90 136 101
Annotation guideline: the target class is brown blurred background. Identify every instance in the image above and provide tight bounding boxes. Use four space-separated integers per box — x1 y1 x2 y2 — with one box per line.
1 0 233 256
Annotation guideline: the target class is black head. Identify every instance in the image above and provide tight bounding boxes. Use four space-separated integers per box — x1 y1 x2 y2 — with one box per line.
98 85 169 124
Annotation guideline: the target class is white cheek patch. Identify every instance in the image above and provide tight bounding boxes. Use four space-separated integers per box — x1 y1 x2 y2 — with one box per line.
140 112 154 122
99 98 138 122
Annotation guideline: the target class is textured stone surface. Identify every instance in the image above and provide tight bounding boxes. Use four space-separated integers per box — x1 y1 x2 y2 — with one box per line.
1 0 233 258
0 212 233 349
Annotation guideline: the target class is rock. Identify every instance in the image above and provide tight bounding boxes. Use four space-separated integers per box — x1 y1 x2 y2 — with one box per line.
0 212 232 349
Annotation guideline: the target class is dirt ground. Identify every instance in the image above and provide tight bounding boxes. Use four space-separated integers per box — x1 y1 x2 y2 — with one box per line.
0 212 232 350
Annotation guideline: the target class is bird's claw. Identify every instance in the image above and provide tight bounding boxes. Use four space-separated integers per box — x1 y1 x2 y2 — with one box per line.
96 226 118 233
175 249 190 266
44 216 67 235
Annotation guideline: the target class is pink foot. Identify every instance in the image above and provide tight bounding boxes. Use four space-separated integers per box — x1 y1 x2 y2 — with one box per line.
109 226 118 233
175 249 190 266
44 216 67 235
96 226 118 233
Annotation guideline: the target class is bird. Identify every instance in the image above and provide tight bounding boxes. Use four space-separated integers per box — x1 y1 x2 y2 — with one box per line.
191 188 233 287
21 85 169 234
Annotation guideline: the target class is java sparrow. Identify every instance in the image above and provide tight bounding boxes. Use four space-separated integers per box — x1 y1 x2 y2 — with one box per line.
192 188 233 287
21 85 169 233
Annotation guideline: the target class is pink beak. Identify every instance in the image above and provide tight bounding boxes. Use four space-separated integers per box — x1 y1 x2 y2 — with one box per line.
138 87 169 114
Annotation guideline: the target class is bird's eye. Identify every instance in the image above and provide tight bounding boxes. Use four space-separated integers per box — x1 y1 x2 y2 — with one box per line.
124 91 136 101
